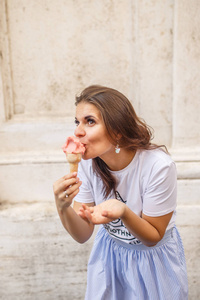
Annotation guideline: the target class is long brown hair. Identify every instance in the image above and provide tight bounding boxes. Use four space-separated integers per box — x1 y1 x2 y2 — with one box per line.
75 85 167 198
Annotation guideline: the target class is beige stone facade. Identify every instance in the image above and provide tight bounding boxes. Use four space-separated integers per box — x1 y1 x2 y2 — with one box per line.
0 0 199 299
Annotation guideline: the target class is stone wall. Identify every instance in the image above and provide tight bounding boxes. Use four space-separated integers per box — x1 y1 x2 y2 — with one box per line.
0 0 199 299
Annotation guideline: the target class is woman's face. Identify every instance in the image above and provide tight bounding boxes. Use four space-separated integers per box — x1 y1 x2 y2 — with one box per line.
74 102 115 160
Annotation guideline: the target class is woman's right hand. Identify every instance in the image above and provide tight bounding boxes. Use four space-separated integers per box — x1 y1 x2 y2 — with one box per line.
53 172 82 212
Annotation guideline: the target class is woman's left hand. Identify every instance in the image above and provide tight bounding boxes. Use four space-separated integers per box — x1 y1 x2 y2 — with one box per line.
78 199 126 224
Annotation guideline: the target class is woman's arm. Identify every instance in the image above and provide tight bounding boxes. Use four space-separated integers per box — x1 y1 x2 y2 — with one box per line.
121 206 173 246
79 200 173 246
58 202 94 244
53 173 95 243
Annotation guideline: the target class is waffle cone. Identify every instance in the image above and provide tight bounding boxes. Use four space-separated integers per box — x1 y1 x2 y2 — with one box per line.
69 162 79 173
66 153 82 173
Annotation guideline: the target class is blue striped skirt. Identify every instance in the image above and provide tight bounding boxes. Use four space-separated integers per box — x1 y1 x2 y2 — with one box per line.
85 226 188 300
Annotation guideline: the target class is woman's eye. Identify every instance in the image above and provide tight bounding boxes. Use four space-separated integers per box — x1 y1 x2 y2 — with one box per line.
87 118 95 125
74 119 79 126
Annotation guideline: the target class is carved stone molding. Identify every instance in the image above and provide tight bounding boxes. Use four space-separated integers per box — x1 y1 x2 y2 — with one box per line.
0 0 14 121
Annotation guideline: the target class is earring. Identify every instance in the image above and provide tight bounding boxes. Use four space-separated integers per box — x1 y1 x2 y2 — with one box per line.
115 143 120 154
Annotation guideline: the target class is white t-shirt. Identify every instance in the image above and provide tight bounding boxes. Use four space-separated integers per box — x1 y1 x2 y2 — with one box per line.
74 149 177 245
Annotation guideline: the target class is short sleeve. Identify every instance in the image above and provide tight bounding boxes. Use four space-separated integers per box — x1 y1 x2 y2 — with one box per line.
142 161 177 217
73 161 95 204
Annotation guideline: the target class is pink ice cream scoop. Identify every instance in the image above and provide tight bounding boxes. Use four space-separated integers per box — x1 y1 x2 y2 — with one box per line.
62 136 85 173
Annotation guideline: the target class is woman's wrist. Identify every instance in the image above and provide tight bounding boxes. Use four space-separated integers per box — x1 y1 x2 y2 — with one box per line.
57 200 71 214
120 203 129 219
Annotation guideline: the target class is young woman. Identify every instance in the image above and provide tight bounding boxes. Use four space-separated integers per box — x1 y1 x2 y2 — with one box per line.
53 85 188 300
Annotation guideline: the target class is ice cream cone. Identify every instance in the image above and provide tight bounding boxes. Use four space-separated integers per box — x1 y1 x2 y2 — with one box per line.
66 153 82 173
62 136 85 173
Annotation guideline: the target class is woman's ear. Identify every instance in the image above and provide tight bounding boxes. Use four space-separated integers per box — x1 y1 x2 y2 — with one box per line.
110 131 122 144
116 133 122 140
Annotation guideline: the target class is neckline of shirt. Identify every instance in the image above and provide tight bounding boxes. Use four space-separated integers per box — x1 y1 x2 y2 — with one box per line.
110 150 139 175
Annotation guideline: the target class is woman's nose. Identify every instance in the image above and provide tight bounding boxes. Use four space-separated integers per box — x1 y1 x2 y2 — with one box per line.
74 123 86 138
